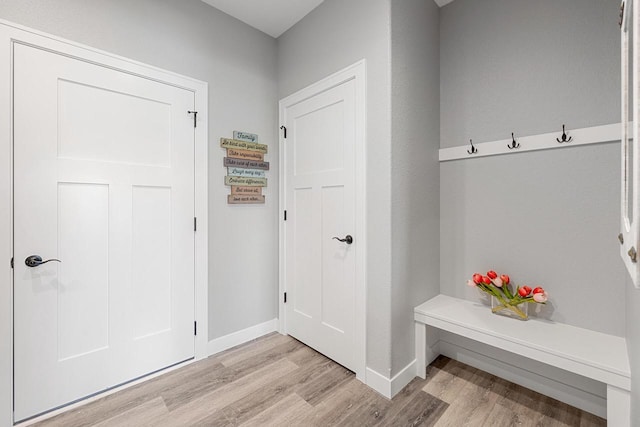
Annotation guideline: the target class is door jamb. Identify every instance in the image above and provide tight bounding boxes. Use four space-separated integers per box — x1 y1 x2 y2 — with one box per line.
0 19 209 425
278 60 367 382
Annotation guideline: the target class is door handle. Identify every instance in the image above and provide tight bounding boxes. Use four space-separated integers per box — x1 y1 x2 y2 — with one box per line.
25 255 61 268
332 235 353 245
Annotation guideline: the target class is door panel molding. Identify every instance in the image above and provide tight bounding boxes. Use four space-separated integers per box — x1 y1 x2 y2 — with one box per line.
0 19 208 425
278 60 366 381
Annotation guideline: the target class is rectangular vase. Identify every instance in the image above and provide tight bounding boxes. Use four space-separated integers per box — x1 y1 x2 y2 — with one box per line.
491 296 528 320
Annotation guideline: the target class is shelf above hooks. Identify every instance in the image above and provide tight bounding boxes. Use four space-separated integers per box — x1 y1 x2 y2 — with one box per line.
439 123 625 162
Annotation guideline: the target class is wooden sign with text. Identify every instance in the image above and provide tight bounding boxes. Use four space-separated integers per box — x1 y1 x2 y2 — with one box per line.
228 194 265 204
224 157 270 170
225 176 267 187
220 138 268 153
226 148 264 161
227 168 266 178
222 132 267 204
231 186 262 195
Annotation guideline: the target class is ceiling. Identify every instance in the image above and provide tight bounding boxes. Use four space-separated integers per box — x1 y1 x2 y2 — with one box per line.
201 0 455 39
200 0 327 38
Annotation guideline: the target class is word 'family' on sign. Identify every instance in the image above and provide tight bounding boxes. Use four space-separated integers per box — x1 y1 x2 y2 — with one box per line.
226 148 264 161
225 176 267 187
233 131 259 143
224 157 270 170
220 137 267 154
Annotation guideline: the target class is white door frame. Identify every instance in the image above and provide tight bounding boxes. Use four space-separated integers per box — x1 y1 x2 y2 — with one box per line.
0 20 208 425
278 60 367 381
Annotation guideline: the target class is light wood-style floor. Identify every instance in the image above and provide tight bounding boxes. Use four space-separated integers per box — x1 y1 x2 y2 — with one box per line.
32 333 605 427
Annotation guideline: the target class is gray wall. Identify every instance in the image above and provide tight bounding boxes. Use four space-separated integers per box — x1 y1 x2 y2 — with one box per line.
440 0 619 147
440 0 626 336
627 279 640 424
390 0 440 376
278 0 393 375
0 0 279 341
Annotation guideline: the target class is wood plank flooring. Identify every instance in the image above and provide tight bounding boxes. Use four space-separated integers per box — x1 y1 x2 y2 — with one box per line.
31 333 605 427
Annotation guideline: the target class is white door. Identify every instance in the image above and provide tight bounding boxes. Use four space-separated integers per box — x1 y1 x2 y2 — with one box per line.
282 78 358 372
13 43 195 422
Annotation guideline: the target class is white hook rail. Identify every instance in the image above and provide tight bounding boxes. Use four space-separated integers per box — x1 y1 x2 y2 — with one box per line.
439 123 626 162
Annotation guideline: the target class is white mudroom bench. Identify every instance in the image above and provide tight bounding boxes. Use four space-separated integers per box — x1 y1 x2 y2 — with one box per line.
414 295 631 426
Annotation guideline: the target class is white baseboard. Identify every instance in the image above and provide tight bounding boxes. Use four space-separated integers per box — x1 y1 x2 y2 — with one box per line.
207 318 278 356
365 368 392 398
366 359 418 399
391 359 418 397
437 333 607 418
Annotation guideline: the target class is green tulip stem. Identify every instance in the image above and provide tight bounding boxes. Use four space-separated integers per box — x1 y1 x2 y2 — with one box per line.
503 284 514 299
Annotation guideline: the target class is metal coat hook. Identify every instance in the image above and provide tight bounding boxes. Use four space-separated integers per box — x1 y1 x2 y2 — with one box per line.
187 111 198 128
507 133 520 149
556 124 573 143
467 139 478 155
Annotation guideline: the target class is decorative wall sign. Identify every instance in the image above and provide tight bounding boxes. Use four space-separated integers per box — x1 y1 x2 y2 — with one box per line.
233 131 259 143
226 148 264 161
222 132 267 204
223 157 270 170
225 176 267 187
220 137 268 153
227 168 266 178
231 186 262 195
228 194 266 204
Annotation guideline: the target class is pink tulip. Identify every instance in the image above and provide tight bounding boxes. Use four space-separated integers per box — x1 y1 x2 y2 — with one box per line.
492 277 503 287
533 292 548 303
467 279 477 287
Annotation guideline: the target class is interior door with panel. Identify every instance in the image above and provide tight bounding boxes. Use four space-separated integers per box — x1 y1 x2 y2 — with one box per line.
13 43 195 421
283 78 357 372
620 0 640 287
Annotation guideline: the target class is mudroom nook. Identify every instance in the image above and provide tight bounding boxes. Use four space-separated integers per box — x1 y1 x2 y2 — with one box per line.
0 0 637 425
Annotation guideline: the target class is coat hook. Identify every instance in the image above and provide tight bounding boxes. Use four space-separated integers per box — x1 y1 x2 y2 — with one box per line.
556 124 573 143
467 139 478 155
507 132 520 149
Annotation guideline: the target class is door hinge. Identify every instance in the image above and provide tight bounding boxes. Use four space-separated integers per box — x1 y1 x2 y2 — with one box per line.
280 125 287 139
284 292 287 303
284 210 287 221
188 111 198 128
10 258 13 269
194 321 197 336
194 217 197 232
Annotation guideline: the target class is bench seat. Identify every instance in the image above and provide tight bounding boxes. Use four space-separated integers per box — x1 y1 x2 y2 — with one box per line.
414 294 631 425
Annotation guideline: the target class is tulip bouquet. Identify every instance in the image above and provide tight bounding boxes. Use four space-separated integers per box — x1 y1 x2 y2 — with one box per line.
467 270 548 320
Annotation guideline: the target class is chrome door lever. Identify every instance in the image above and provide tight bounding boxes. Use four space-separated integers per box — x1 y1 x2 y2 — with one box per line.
25 255 61 268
